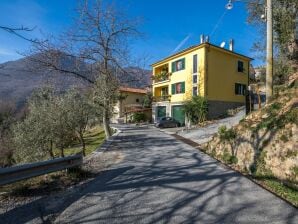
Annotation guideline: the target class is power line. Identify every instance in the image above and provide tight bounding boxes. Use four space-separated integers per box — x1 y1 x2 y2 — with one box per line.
209 9 228 38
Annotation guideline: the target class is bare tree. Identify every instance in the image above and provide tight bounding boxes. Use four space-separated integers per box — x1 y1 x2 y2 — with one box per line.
0 25 41 43
26 0 140 138
69 0 139 137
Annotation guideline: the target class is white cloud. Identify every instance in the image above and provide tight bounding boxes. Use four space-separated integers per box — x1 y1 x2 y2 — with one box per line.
0 48 18 56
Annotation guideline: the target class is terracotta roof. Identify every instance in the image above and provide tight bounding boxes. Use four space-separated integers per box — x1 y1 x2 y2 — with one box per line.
119 86 147 94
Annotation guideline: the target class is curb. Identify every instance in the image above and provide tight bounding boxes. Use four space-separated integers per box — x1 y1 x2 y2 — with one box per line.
95 127 122 152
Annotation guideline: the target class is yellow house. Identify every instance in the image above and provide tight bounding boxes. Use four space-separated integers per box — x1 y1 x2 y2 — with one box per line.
112 87 151 123
151 42 252 125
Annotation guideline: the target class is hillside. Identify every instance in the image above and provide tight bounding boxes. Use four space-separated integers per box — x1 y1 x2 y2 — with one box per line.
0 56 151 108
202 83 298 205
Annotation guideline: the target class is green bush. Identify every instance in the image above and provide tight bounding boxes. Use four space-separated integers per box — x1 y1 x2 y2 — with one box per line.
280 134 289 142
229 155 238 164
132 112 146 123
218 125 236 141
222 149 238 164
184 96 208 124
222 149 232 163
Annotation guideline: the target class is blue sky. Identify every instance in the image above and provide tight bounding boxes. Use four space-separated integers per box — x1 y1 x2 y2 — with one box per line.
0 0 263 67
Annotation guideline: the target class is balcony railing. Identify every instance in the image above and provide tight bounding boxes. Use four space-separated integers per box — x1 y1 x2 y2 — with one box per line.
153 95 171 102
152 72 171 84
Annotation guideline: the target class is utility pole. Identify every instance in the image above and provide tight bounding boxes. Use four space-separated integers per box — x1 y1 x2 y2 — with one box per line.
226 0 274 104
266 0 273 103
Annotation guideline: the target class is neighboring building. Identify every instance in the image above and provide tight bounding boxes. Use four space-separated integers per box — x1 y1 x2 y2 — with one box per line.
151 42 252 125
112 87 151 123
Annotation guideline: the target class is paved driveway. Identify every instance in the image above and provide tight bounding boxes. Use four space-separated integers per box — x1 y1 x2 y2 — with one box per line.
56 125 297 224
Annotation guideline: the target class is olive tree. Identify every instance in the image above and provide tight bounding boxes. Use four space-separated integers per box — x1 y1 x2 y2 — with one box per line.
63 88 95 156
13 87 56 163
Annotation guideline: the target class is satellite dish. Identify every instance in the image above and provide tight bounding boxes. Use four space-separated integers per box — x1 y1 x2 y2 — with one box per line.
220 42 226 48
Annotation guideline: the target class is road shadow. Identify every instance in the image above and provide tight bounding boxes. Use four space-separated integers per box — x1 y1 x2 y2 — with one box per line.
1 126 297 224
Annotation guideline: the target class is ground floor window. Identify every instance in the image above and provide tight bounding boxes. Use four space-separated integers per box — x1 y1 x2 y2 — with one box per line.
235 83 246 95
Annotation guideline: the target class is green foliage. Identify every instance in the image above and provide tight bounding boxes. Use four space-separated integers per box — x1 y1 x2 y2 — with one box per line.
280 134 288 142
184 96 208 124
59 126 105 157
229 155 238 164
247 0 298 59
0 101 17 167
13 86 96 163
291 166 298 177
152 71 171 82
253 150 270 176
253 106 298 133
255 176 298 207
132 112 146 123
142 92 153 108
222 149 231 163
273 58 293 85
285 150 298 159
222 149 238 165
218 125 236 141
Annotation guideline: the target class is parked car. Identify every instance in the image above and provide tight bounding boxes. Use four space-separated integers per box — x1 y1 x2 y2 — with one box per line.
155 117 181 128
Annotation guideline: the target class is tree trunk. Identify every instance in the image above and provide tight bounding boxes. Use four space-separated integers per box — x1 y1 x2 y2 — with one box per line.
49 140 54 159
78 131 86 156
103 109 111 139
60 147 65 157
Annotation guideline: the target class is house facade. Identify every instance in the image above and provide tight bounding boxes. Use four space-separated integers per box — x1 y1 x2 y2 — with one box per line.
112 87 150 123
151 42 252 125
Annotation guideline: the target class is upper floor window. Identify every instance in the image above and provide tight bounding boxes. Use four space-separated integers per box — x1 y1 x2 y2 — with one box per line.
192 86 198 96
171 82 185 94
235 83 246 95
161 87 168 96
193 74 198 84
172 58 185 72
193 54 197 73
238 60 244 72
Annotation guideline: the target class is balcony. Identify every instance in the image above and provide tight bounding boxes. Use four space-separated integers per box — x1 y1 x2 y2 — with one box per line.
153 95 171 102
152 72 171 84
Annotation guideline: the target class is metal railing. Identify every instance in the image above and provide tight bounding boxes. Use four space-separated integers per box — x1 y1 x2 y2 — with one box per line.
0 154 83 186
153 95 171 102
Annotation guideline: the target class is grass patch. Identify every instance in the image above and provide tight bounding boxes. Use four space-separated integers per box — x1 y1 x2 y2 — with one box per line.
55 126 105 157
253 175 298 207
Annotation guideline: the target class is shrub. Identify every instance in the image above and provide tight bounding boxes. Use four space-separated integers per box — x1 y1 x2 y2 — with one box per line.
184 96 208 124
229 155 238 164
132 112 146 123
280 134 289 142
218 125 236 141
222 149 238 165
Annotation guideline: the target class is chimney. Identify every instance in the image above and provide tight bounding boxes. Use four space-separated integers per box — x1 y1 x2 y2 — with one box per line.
205 36 209 43
229 39 234 51
200 34 205 44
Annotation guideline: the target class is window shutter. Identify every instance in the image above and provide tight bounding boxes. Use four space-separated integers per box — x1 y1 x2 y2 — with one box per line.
235 83 238 95
172 84 176 94
182 58 185 69
171 62 176 72
181 82 185 93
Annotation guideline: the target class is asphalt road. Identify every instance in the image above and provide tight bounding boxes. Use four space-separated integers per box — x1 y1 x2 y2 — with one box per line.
56 125 297 224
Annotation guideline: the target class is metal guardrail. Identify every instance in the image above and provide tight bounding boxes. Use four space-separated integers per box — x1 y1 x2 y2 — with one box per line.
0 154 83 186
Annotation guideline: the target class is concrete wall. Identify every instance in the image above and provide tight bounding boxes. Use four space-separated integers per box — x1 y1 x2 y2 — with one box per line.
208 100 244 119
